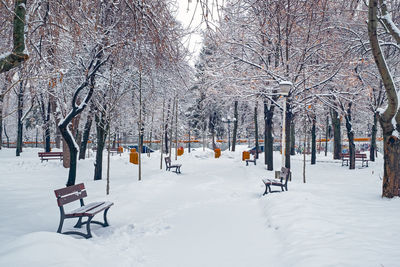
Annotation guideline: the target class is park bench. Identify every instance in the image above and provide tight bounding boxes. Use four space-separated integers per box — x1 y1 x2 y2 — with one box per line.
54 183 113 239
109 148 122 156
246 154 257 166
262 167 291 195
164 156 182 173
341 153 369 167
38 152 63 162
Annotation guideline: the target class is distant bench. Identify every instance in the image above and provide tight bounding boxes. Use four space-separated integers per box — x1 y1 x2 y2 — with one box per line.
54 183 113 239
38 152 63 162
246 154 257 166
92 148 122 156
164 156 182 173
341 153 369 167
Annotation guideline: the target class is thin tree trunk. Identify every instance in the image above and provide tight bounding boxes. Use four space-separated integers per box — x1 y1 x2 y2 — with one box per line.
79 110 93 160
16 81 24 156
94 114 107 181
345 103 355 170
160 100 165 169
311 115 316 165
175 99 178 161
331 108 341 160
232 101 238 152
106 122 111 195
290 121 295 155
264 100 274 170
285 102 292 169
325 115 329 156
254 103 259 159
370 112 377 161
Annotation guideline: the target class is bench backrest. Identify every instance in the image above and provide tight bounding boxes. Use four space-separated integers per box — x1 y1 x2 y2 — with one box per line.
280 167 291 185
38 152 63 156
164 156 171 166
54 183 87 207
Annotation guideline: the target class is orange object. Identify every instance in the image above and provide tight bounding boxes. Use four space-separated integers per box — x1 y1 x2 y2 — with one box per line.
130 150 138 164
214 148 221 158
118 146 123 153
177 147 184 156
242 151 250 161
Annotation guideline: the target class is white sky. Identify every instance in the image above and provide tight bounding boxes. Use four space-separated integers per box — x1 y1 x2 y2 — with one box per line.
175 0 204 66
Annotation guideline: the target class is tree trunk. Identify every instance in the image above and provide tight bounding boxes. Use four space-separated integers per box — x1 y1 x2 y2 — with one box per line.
345 104 355 170
44 101 51 152
370 112 377 162
382 136 400 197
79 111 93 160
325 115 329 156
264 100 274 170
290 120 295 155
331 108 341 159
0 92 3 150
254 103 259 159
285 102 291 169
0 0 28 74
16 81 24 156
311 115 316 165
232 101 238 152
94 114 107 181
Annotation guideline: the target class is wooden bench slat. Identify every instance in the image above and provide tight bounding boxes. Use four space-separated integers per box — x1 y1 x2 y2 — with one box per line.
55 183 85 198
81 201 114 216
57 190 87 207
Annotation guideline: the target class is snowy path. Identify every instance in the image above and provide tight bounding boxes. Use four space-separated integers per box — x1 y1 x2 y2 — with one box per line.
108 155 284 267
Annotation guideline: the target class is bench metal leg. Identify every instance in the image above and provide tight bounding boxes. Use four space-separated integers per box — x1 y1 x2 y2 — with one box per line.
74 217 83 228
263 185 269 195
246 161 249 166
57 215 65 234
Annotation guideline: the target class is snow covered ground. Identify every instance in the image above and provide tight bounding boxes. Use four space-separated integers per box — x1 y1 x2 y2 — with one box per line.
0 146 399 267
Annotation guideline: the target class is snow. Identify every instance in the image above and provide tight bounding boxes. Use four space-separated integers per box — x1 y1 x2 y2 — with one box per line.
0 146 399 267
0 52 11 61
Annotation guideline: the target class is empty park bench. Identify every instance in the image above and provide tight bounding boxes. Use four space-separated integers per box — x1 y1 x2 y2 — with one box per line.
38 152 63 162
164 156 182 173
341 153 369 167
262 167 291 195
246 154 257 166
54 183 114 239
109 148 122 156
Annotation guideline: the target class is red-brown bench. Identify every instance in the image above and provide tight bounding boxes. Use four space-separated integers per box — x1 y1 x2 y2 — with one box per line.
54 183 113 239
38 152 63 162
262 167 291 195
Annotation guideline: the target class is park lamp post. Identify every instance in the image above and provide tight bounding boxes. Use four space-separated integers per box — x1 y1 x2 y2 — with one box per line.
279 81 292 168
222 116 236 151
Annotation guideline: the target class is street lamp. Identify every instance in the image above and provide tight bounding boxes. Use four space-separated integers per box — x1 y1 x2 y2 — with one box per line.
279 81 292 168
222 116 236 151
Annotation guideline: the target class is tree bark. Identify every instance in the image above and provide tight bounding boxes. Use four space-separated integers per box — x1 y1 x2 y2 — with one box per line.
264 100 275 170
325 115 329 156
94 113 107 181
16 81 24 156
345 103 355 170
285 102 292 169
370 112 378 161
254 103 259 159
290 120 295 155
232 101 238 152
79 109 93 159
311 115 316 165
331 108 341 160
0 0 29 74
